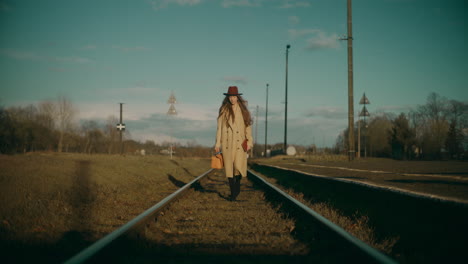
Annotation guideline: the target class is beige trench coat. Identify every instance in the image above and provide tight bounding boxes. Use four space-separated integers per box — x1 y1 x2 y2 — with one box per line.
215 106 253 178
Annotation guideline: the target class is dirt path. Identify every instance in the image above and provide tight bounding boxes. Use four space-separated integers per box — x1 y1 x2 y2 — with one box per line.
142 169 309 255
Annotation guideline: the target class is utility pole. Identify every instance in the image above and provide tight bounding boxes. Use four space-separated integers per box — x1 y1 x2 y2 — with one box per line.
116 103 125 155
284 44 291 153
265 83 269 157
255 105 259 158
340 0 354 161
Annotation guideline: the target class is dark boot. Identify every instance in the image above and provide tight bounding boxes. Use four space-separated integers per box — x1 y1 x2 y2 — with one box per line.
233 175 242 199
228 177 236 201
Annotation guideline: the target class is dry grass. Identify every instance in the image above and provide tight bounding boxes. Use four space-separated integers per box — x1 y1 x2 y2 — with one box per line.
1 153 398 263
248 170 398 254
0 153 210 244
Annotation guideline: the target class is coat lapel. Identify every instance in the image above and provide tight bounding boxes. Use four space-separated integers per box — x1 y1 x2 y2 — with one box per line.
228 114 234 129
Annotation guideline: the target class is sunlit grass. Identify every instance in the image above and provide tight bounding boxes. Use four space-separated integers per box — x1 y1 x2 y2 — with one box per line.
0 153 210 242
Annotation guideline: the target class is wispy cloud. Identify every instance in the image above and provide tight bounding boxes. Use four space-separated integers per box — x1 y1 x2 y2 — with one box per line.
148 0 270 10
223 76 248 85
0 48 93 63
81 45 97 50
278 0 311 9
72 99 344 147
305 31 339 50
288 15 300 25
288 28 340 51
222 0 263 8
52 56 93 64
304 106 347 119
112 45 150 52
48 67 66 72
0 49 41 61
149 0 202 11
94 85 165 105
375 105 413 114
127 113 217 146
76 100 218 146
288 28 320 39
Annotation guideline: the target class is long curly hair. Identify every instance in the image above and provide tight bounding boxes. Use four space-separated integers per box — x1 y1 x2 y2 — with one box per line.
218 95 252 127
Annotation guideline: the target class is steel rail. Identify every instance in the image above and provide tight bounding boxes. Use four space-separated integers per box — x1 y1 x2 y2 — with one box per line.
64 168 213 264
248 169 397 264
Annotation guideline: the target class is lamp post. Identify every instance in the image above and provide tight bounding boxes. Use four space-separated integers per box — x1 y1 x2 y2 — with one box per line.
284 44 291 153
265 83 269 157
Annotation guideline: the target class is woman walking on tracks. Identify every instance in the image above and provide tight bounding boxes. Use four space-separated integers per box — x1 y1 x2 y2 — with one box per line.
215 86 253 201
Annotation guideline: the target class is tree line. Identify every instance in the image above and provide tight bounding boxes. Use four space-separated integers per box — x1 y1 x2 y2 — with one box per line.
2 93 466 160
334 93 468 160
0 97 211 157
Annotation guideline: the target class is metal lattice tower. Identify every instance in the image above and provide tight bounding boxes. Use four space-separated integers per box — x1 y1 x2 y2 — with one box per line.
167 91 177 115
359 93 370 158
167 91 177 159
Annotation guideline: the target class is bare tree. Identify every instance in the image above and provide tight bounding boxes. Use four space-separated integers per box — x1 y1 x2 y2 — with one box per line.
105 115 119 154
390 113 415 160
367 114 393 157
447 100 468 130
38 101 56 130
334 131 346 154
420 93 450 158
445 100 468 159
81 120 106 154
37 101 57 151
56 96 75 153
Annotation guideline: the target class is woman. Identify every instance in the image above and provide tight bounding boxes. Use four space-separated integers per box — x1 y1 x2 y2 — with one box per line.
215 86 253 201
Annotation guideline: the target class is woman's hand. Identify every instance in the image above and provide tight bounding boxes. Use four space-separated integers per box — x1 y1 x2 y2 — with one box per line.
215 147 220 153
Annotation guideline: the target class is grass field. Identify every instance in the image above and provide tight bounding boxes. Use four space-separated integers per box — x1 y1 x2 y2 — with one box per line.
6 153 465 262
0 153 399 263
0 153 210 244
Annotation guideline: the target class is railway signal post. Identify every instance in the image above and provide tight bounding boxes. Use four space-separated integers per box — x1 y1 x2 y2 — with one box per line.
116 103 125 155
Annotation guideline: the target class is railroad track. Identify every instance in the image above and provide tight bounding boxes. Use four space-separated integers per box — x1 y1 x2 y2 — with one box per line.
64 168 396 264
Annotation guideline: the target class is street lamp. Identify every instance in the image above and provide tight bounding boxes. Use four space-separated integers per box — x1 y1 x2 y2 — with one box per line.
284 44 291 153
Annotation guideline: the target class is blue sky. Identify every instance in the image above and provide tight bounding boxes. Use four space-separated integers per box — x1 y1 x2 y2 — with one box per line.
1 0 467 147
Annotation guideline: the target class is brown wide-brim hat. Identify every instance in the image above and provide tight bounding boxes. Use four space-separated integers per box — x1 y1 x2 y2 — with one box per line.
223 86 242 96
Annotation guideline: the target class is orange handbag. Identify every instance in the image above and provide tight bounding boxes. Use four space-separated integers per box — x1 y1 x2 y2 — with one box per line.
211 152 224 169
